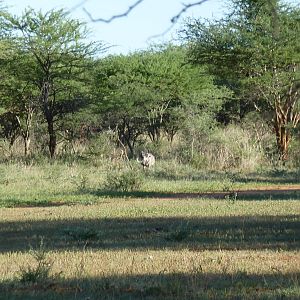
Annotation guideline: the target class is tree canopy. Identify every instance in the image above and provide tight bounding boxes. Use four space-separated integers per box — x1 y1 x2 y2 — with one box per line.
0 8 105 157
0 1 299 165
92 45 229 155
182 0 300 160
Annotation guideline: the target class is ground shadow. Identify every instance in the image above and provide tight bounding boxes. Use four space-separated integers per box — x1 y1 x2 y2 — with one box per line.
91 188 300 201
149 168 300 185
1 271 299 300
2 188 300 209
234 169 300 185
0 215 299 253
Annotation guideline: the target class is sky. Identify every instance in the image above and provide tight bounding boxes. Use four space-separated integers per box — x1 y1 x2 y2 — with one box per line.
3 0 226 55
4 0 299 56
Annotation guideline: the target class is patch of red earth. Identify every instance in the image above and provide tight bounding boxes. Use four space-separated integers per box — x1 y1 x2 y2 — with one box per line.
160 185 300 199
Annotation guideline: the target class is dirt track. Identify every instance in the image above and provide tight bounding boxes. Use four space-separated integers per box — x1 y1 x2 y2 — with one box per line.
158 185 300 199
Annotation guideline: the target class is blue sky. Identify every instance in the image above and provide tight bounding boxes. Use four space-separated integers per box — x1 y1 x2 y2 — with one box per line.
4 0 298 55
4 0 226 55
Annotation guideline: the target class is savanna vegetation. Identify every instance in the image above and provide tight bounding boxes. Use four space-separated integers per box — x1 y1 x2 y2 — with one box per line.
0 0 299 299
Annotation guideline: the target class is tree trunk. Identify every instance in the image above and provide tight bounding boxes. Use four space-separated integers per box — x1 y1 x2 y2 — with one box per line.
41 81 56 158
273 98 300 161
47 117 56 159
272 69 300 162
23 107 34 156
24 136 31 156
16 107 34 157
274 120 289 161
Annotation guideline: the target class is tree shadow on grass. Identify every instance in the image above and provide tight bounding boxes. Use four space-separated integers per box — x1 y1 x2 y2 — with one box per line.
1 271 299 300
1 188 300 209
0 215 299 253
91 188 300 201
232 169 300 185
148 168 300 185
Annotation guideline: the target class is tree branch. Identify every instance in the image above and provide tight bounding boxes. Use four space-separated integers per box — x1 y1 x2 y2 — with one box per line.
74 0 211 41
149 0 210 40
83 0 144 23
69 0 89 13
171 0 210 24
80 0 211 28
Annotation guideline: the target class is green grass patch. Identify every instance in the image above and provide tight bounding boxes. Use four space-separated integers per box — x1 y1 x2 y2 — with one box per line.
0 161 299 299
0 161 299 207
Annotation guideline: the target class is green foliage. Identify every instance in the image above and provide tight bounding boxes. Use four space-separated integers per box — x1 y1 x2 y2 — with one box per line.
1 2 299 169
93 45 229 154
84 131 116 160
104 166 144 192
1 8 105 157
286 138 300 168
19 239 54 284
183 0 300 161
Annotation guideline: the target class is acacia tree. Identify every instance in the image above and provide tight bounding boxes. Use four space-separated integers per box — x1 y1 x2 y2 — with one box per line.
2 9 104 158
183 0 300 160
93 45 227 155
0 40 40 155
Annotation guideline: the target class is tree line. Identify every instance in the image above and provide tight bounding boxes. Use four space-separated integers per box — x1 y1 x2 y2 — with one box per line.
0 0 299 163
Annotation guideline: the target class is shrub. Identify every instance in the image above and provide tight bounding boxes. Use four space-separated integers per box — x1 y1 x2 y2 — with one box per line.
104 166 144 192
286 138 300 168
87 132 115 157
19 239 54 284
179 123 267 171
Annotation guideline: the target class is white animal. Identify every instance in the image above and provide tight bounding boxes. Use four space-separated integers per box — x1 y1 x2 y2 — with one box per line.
139 151 155 169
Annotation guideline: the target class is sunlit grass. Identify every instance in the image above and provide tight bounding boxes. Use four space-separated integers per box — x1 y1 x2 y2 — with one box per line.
1 249 299 299
0 198 299 299
0 161 299 207
0 161 299 299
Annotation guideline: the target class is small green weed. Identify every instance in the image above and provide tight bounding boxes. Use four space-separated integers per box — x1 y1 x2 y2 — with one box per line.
19 238 55 284
76 173 89 191
225 191 238 203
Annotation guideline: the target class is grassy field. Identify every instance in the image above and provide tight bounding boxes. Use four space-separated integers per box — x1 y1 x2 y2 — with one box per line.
0 161 299 299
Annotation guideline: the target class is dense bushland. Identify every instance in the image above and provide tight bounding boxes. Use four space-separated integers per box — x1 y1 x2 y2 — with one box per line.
0 0 299 169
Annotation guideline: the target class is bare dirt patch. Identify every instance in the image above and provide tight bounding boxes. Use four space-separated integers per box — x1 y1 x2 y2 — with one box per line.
156 185 300 199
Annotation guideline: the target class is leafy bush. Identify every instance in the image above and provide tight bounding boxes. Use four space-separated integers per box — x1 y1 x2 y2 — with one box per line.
178 123 267 171
286 138 300 168
104 166 144 192
84 131 117 163
19 239 54 284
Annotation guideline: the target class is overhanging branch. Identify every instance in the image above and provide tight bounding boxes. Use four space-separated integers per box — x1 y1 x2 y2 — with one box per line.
148 0 210 40
83 0 144 23
171 0 210 24
75 0 210 28
70 0 212 41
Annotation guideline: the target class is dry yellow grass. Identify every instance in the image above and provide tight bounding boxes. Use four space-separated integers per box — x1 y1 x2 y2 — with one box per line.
0 162 299 299
0 198 299 299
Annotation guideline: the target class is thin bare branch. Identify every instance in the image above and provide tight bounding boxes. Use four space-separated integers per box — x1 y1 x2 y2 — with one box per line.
171 0 210 24
79 0 211 41
147 23 175 41
68 0 89 13
83 0 144 23
148 0 210 40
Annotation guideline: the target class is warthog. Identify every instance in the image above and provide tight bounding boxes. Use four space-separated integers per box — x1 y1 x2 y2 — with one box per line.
138 151 155 169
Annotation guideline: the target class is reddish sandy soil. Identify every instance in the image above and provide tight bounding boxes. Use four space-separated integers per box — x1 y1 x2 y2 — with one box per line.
160 185 300 199
14 185 300 207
